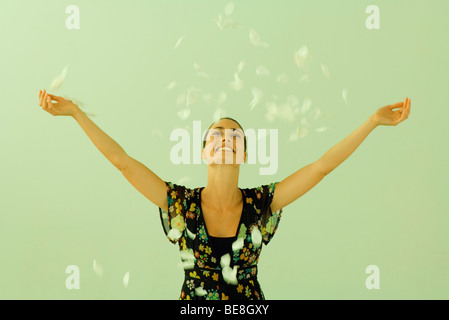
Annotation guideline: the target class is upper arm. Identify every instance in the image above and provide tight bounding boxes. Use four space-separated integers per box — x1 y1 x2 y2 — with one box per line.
270 161 327 212
119 155 168 212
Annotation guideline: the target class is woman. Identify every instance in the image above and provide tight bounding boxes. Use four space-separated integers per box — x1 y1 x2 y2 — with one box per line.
38 89 411 299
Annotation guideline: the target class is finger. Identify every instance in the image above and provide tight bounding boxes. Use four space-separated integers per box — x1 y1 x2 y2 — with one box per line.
47 96 53 109
42 93 48 108
39 90 44 106
389 102 404 110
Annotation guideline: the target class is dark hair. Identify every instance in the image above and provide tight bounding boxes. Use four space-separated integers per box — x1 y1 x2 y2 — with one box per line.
202 117 247 152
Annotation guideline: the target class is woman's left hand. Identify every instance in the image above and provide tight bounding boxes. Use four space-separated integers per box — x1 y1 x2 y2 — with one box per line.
373 97 411 126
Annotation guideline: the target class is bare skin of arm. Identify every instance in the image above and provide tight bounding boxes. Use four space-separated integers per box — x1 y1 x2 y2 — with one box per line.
271 98 411 212
38 89 168 212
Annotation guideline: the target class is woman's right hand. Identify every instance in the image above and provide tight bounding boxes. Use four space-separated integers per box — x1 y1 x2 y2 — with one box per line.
39 89 78 117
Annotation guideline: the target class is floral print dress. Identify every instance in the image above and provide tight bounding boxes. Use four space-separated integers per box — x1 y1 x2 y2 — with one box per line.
159 181 283 300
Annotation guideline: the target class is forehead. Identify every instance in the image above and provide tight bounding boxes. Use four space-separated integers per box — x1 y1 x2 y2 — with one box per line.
211 119 242 130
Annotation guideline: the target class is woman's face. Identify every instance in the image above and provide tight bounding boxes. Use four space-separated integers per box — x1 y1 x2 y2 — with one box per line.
202 119 246 165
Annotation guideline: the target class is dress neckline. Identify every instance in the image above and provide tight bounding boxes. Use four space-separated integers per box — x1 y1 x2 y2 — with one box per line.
198 186 245 240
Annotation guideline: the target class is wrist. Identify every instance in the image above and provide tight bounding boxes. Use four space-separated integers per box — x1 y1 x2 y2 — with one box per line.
72 106 83 119
369 114 379 128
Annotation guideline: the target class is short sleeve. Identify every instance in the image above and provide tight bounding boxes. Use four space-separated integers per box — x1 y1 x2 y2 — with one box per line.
253 182 283 245
158 181 194 244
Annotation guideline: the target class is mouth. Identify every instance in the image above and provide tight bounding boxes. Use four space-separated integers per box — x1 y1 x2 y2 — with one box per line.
216 146 234 153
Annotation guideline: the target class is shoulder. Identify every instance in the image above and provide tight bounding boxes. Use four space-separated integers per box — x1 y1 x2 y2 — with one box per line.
241 182 279 204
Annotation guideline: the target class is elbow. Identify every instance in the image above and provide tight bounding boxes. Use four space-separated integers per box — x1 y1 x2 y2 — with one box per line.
112 154 129 172
315 160 331 177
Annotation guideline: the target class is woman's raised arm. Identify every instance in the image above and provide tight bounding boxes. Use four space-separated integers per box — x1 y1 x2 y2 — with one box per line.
38 89 168 211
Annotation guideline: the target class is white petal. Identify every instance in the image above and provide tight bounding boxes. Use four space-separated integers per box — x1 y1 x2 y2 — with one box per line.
300 117 311 128
123 271 130 288
186 227 196 240
256 65 270 76
174 35 185 49
249 29 261 46
216 92 227 105
321 63 331 79
213 107 226 122
229 73 243 91
222 266 238 285
177 176 191 185
249 87 262 111
220 253 231 268
309 108 321 121
301 99 312 114
294 46 311 70
276 73 289 84
50 65 69 91
251 226 262 248
180 250 196 261
195 286 208 297
93 259 103 277
224 2 234 15
298 127 308 139
315 127 329 133
167 228 182 241
181 261 196 270
166 81 176 92
281 104 294 122
237 60 245 74
300 74 310 84
232 237 244 251
177 108 191 120
342 89 348 105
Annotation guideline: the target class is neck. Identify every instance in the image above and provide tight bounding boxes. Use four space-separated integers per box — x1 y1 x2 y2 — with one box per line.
203 164 241 207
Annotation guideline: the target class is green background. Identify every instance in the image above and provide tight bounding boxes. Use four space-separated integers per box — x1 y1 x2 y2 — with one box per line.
1 0 448 299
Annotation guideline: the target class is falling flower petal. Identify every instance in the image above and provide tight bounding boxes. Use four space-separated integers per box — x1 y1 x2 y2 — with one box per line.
177 176 191 185
166 81 177 92
256 65 270 76
294 46 311 70
213 14 224 29
300 74 310 84
181 261 195 270
249 87 263 111
180 250 196 261
222 266 239 285
177 108 191 120
167 228 182 241
220 254 231 269
224 2 234 15
249 29 269 48
301 98 312 115
174 35 186 49
300 117 311 128
321 63 331 79
50 65 69 91
251 226 262 248
237 60 245 74
195 286 208 297
342 89 348 106
315 127 329 133
309 108 321 121
298 127 308 139
229 73 243 91
280 104 294 122
186 227 196 240
213 108 226 122
123 271 130 288
232 238 244 251
93 259 103 278
217 92 227 105
176 93 186 106
276 73 289 84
